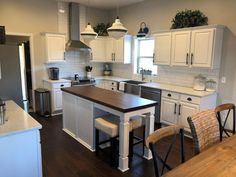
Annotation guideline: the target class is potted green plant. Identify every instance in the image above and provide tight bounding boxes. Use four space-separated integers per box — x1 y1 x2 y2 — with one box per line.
171 9 208 29
85 65 93 78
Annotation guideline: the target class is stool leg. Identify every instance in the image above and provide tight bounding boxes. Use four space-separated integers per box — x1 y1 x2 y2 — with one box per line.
129 131 134 162
143 125 145 155
95 129 99 156
110 137 116 166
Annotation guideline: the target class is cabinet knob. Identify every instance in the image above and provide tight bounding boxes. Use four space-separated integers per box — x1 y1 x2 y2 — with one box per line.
167 93 172 97
112 88 114 90
187 97 192 101
60 84 64 87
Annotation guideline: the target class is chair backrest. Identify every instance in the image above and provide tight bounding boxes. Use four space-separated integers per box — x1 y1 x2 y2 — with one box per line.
187 109 220 155
146 125 185 177
215 103 236 141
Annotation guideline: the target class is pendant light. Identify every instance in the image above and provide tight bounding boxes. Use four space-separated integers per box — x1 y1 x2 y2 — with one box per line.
107 0 127 39
81 0 98 41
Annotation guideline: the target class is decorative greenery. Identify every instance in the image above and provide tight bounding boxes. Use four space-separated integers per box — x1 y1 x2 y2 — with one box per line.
85 65 93 72
171 9 208 29
93 23 111 36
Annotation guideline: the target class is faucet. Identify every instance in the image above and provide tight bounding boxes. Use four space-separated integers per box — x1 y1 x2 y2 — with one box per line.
74 74 79 80
140 68 145 81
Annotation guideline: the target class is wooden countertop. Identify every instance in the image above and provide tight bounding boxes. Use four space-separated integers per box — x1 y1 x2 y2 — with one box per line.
62 86 158 113
163 135 236 177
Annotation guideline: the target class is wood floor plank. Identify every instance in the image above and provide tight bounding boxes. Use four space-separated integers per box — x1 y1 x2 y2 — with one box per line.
31 113 194 177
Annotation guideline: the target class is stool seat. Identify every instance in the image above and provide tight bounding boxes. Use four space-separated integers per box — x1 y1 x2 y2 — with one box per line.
95 114 120 137
130 115 145 130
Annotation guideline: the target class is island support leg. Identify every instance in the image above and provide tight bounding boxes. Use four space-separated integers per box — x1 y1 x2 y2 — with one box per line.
144 107 155 159
118 114 130 172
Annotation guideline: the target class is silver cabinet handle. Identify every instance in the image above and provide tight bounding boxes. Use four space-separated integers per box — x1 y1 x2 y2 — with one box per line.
174 103 177 114
153 53 155 63
114 53 116 61
186 53 189 65
191 53 193 65
178 104 181 115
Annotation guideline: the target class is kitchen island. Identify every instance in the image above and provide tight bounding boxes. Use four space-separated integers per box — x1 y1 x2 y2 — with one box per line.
0 101 42 177
61 86 157 172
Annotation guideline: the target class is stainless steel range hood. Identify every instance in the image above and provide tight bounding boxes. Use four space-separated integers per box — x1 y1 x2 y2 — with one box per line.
66 2 91 51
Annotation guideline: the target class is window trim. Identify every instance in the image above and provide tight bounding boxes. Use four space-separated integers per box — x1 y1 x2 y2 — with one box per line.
136 38 156 75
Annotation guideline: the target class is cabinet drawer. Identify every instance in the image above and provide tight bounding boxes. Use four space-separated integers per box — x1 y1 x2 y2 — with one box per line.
106 85 117 91
162 91 180 100
108 81 117 86
180 94 200 104
52 82 71 89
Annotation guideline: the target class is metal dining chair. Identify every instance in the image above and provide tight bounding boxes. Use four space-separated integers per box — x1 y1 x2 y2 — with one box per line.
215 103 236 141
146 125 185 177
187 109 220 155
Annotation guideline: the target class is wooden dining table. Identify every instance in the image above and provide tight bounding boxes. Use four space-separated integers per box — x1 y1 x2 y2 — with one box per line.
163 135 236 177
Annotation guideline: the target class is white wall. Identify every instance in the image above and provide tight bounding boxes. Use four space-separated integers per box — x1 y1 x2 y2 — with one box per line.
0 0 110 88
110 0 236 105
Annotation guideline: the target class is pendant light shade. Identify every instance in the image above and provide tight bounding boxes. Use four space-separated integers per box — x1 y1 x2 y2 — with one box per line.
107 17 127 39
81 23 98 41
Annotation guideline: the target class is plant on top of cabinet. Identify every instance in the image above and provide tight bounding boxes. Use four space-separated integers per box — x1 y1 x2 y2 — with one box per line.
171 9 208 29
93 23 111 36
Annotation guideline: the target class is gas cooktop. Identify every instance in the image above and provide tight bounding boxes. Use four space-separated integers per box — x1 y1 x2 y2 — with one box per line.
64 76 95 86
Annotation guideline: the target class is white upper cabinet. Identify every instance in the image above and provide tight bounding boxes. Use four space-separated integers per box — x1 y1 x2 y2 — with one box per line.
171 31 191 66
89 37 107 62
153 25 224 69
42 33 66 63
153 33 172 65
89 35 132 64
190 29 214 67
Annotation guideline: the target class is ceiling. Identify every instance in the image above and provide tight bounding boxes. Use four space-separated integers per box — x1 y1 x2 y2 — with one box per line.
56 0 144 9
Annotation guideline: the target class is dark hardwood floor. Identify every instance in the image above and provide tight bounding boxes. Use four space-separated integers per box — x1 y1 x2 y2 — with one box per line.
31 114 195 177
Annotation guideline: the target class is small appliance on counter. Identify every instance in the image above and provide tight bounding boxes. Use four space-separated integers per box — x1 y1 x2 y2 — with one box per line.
193 74 206 91
206 79 217 92
103 63 112 76
48 67 59 80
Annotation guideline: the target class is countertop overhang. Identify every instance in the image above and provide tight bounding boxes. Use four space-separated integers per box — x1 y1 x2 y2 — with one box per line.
61 86 158 113
0 101 42 137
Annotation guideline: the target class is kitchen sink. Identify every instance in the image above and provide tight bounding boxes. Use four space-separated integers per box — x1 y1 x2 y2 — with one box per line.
124 80 146 85
124 80 146 95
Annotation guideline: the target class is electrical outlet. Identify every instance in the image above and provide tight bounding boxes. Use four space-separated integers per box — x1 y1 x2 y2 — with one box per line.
221 77 226 83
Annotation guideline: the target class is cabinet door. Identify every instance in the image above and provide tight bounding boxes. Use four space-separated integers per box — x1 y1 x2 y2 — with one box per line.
161 98 178 125
106 38 115 61
114 38 124 63
179 102 199 130
154 33 171 65
89 38 106 62
190 29 214 67
53 88 62 111
46 34 65 62
171 31 191 66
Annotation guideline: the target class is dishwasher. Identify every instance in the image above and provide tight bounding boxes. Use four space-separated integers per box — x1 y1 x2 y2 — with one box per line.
140 86 161 127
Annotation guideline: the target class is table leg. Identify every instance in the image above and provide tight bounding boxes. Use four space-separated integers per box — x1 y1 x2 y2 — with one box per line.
118 114 130 172
144 108 155 159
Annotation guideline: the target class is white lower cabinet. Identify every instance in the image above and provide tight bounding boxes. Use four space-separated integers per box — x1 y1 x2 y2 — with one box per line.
161 90 216 133
43 80 71 115
161 98 178 124
179 102 199 131
95 80 117 91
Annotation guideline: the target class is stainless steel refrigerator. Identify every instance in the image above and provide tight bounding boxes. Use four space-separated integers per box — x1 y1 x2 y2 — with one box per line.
0 44 28 110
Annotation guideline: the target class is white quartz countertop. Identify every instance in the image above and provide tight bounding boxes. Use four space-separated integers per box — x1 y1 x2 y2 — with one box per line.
140 82 215 97
43 79 71 83
94 76 130 82
0 101 42 137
